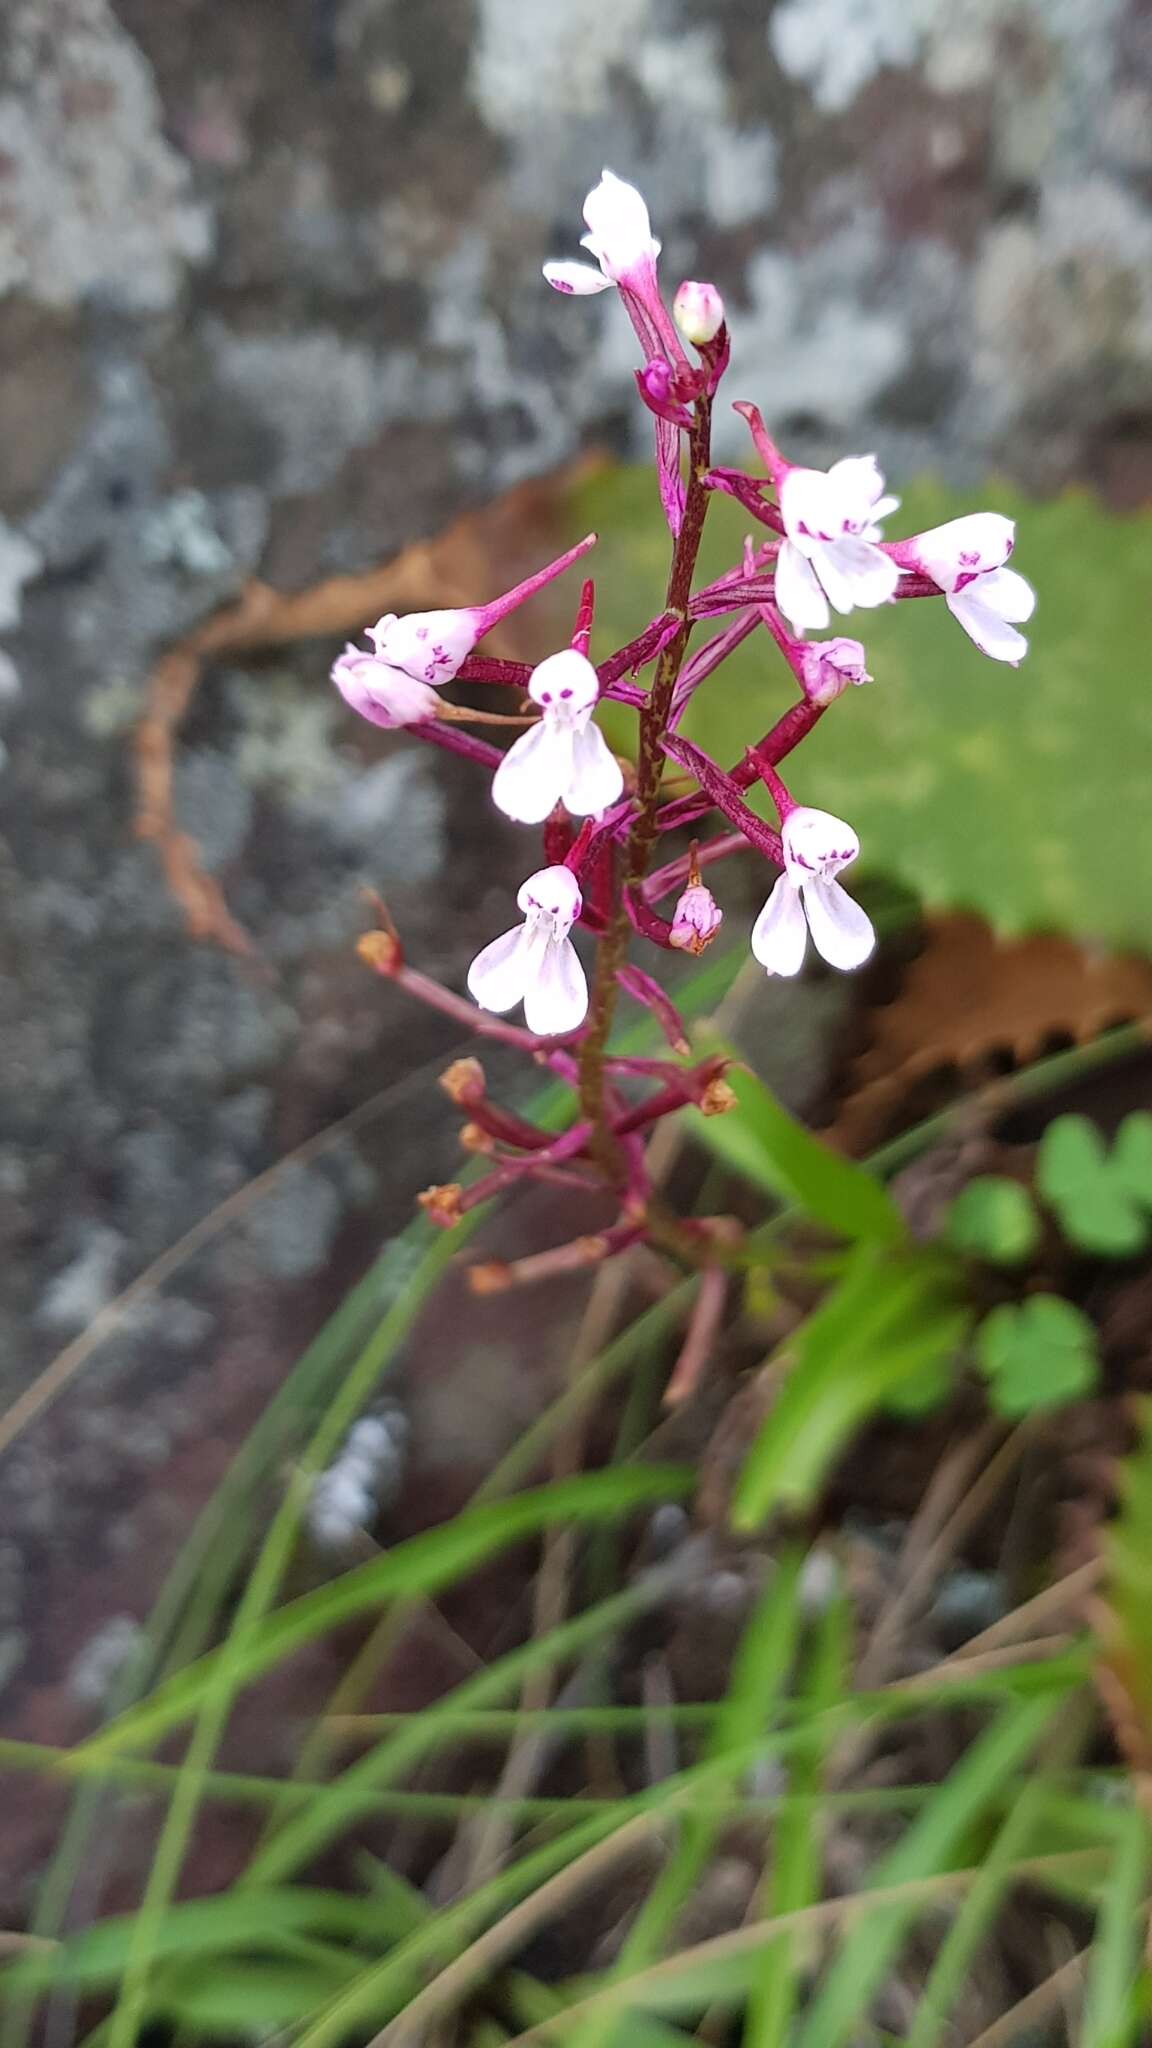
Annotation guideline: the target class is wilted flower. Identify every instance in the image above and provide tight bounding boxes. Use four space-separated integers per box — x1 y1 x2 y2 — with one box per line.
491 649 624 825
751 806 875 976
467 864 588 1036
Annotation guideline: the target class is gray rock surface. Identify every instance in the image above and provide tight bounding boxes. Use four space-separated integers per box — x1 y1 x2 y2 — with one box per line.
0 0 1147 1748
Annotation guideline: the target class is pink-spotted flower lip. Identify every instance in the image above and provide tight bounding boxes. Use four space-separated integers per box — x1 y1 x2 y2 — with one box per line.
800 636 873 705
902 513 1035 664
365 534 599 687
775 456 901 636
368 610 477 687
669 882 724 955
466 863 588 1037
491 648 624 826
751 806 875 978
543 170 661 296
330 643 440 729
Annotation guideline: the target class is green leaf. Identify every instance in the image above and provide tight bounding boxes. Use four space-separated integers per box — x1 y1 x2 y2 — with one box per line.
794 1695 1061 2048
0 1891 379 1994
1113 1114 1152 1208
975 1295 1100 1417
1037 1115 1148 1256
732 1247 969 1529
74 1467 694 1764
577 468 1152 948
944 1176 1040 1267
1082 1806 1151 2048
685 1047 905 1243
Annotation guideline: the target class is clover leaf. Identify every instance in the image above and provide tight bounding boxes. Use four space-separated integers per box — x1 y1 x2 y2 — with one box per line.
945 1176 1041 1268
975 1294 1100 1417
1036 1115 1148 1258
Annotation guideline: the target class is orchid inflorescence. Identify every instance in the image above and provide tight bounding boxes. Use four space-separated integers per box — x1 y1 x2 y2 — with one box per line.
334 171 1035 1294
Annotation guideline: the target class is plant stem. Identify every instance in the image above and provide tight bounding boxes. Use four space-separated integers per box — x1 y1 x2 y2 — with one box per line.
578 395 714 1168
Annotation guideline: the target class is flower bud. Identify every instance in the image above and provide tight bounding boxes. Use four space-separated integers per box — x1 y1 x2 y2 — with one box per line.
800 637 872 707
439 1056 485 1104
673 280 725 347
669 882 723 955
418 1182 463 1228
699 1076 738 1117
357 929 403 974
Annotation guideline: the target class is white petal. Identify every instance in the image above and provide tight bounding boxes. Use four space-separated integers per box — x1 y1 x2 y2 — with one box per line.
774 539 830 633
977 565 1036 623
564 721 624 816
581 170 657 278
750 877 809 977
524 936 588 1035
812 538 898 615
913 513 1014 591
491 722 571 824
870 494 901 522
801 877 875 970
946 590 1028 663
779 467 840 547
467 925 533 1013
826 454 888 517
543 261 613 296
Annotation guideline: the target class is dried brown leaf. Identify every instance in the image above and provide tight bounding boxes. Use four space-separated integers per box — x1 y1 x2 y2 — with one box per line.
827 913 1152 1154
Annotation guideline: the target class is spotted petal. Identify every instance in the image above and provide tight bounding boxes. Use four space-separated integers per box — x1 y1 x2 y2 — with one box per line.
543 261 613 296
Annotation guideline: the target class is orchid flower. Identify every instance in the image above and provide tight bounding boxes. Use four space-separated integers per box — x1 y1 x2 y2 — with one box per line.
673 281 725 347
491 649 624 825
467 865 588 1036
332 536 598 726
902 513 1036 664
751 806 875 977
330 645 441 729
545 172 688 534
775 457 900 634
798 635 872 704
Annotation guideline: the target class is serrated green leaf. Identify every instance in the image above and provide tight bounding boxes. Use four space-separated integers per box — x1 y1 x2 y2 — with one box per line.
576 468 1152 947
945 1176 1040 1267
975 1295 1100 1417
